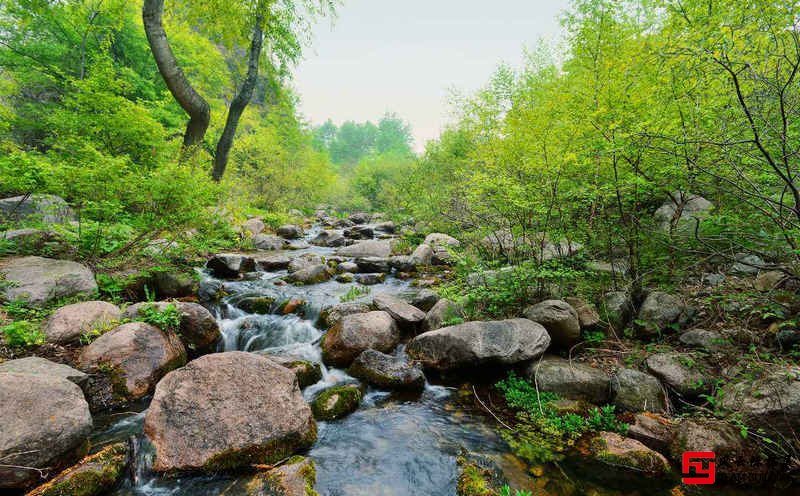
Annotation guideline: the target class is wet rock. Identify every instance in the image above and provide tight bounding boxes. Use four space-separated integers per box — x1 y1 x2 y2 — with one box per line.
321 311 400 367
522 356 610 403
244 456 318 496
348 212 370 224
123 302 221 355
337 240 393 258
730 253 765 275
310 230 345 247
152 271 196 299
0 194 74 224
407 318 550 371
43 301 121 344
255 254 291 271
389 255 418 273
626 413 675 453
336 273 354 283
0 256 97 307
634 291 691 337
144 352 316 473
411 243 433 265
373 293 425 330
755 270 785 291
280 297 306 316
354 273 386 285
276 224 303 239
26 442 129 496
253 234 288 251
654 192 713 231
255 353 322 388
411 289 439 312
523 299 581 348
374 221 396 234
679 328 729 352
610 368 668 413
456 454 507 496
422 298 464 332
599 291 633 334
238 296 277 314
311 384 362 421
336 261 359 273
564 297 601 330
78 322 186 403
287 264 334 285
348 349 425 390
242 218 265 236
0 373 92 489
423 233 460 247
719 365 800 436
318 302 371 328
587 432 671 476
355 257 391 273
207 254 256 278
198 279 224 302
288 253 323 273
645 352 711 397
344 225 374 240
0 356 87 387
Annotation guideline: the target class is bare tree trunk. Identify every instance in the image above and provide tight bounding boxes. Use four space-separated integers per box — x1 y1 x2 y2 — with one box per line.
211 16 265 182
142 0 210 157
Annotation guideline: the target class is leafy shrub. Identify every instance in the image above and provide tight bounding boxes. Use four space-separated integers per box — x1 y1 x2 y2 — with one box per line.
136 303 182 334
1 320 45 347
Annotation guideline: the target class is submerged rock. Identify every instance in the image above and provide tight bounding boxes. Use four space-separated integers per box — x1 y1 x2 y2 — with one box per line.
0 256 97 307
348 349 425 390
0 373 92 489
522 356 610 404
407 318 550 371
26 442 129 496
144 352 316 473
311 384 363 421
321 311 400 367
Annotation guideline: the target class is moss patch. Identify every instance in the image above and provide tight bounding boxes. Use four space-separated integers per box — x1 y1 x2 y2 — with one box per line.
310 384 362 421
27 443 129 496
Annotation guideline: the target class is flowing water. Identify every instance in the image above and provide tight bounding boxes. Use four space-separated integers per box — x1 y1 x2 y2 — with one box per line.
92 225 793 496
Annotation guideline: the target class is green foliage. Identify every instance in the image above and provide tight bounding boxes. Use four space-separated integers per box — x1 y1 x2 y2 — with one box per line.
499 487 532 496
496 372 628 465
136 303 182 334
1 320 45 348
340 286 370 303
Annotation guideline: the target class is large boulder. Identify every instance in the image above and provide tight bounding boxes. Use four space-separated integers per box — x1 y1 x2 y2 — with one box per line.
373 293 425 330
0 356 87 387
123 302 221 355
654 192 713 231
348 349 425 390
0 374 92 489
522 356 610 404
523 299 581 348
422 298 464 332
206 254 256 278
276 224 303 239
310 384 363 421
0 257 96 307
645 352 711 397
610 368 668 413
0 194 74 224
321 311 400 367
78 322 186 402
43 301 121 345
337 240 393 258
26 442 129 496
587 432 671 477
255 353 322 388
144 352 316 473
407 319 550 371
635 291 691 337
719 366 800 436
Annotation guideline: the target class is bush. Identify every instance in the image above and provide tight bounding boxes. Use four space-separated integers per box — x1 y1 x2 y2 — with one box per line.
136 303 182 334
1 320 45 347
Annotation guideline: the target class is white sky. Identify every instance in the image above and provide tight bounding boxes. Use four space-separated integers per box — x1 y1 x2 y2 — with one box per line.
292 0 571 152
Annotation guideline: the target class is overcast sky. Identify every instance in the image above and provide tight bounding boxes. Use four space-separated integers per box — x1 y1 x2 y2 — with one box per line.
292 0 571 151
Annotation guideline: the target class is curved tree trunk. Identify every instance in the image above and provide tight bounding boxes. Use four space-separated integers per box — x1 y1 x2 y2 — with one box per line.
142 0 211 157
211 16 265 182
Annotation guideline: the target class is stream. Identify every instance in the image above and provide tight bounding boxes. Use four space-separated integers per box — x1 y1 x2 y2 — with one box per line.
89 224 792 496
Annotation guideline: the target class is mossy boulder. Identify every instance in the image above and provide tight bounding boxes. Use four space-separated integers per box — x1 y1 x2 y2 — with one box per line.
588 432 672 477
244 456 319 496
348 349 425 390
238 296 277 314
456 455 507 496
310 384 363 421
26 443 129 496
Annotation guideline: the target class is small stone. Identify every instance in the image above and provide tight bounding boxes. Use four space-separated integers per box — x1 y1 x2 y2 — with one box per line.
311 384 362 421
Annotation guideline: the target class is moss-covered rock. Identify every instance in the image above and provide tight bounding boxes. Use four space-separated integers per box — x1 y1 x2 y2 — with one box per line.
26 443 129 496
239 297 277 315
244 456 319 496
587 432 672 477
310 384 362 421
455 455 507 496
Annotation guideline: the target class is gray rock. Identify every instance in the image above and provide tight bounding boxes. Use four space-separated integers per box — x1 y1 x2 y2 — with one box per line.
0 373 92 488
389 255 418 273
287 264 333 285
242 218 265 236
276 224 303 239
599 291 633 334
754 270 785 291
337 240 393 258
635 291 690 337
355 273 386 285
627 413 675 453
348 212 370 224
411 243 433 265
152 271 196 299
679 328 729 352
356 257 391 273
337 261 359 273
373 293 426 329
730 253 765 275
318 302 371 328
719 366 800 436
411 289 439 312
344 225 374 239
310 230 346 247
422 298 464 332
374 221 396 234
0 256 97 307
423 233 460 247
407 318 550 371
611 368 668 413
348 349 425 390
43 301 121 344
0 356 87 387
564 297 601 330
198 279 224 302
321 311 401 367
522 356 610 403
206 253 256 278
654 192 713 231
703 273 726 287
0 194 74 224
523 299 581 348
645 352 711 397
288 253 323 273
144 352 316 473
255 254 291 271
